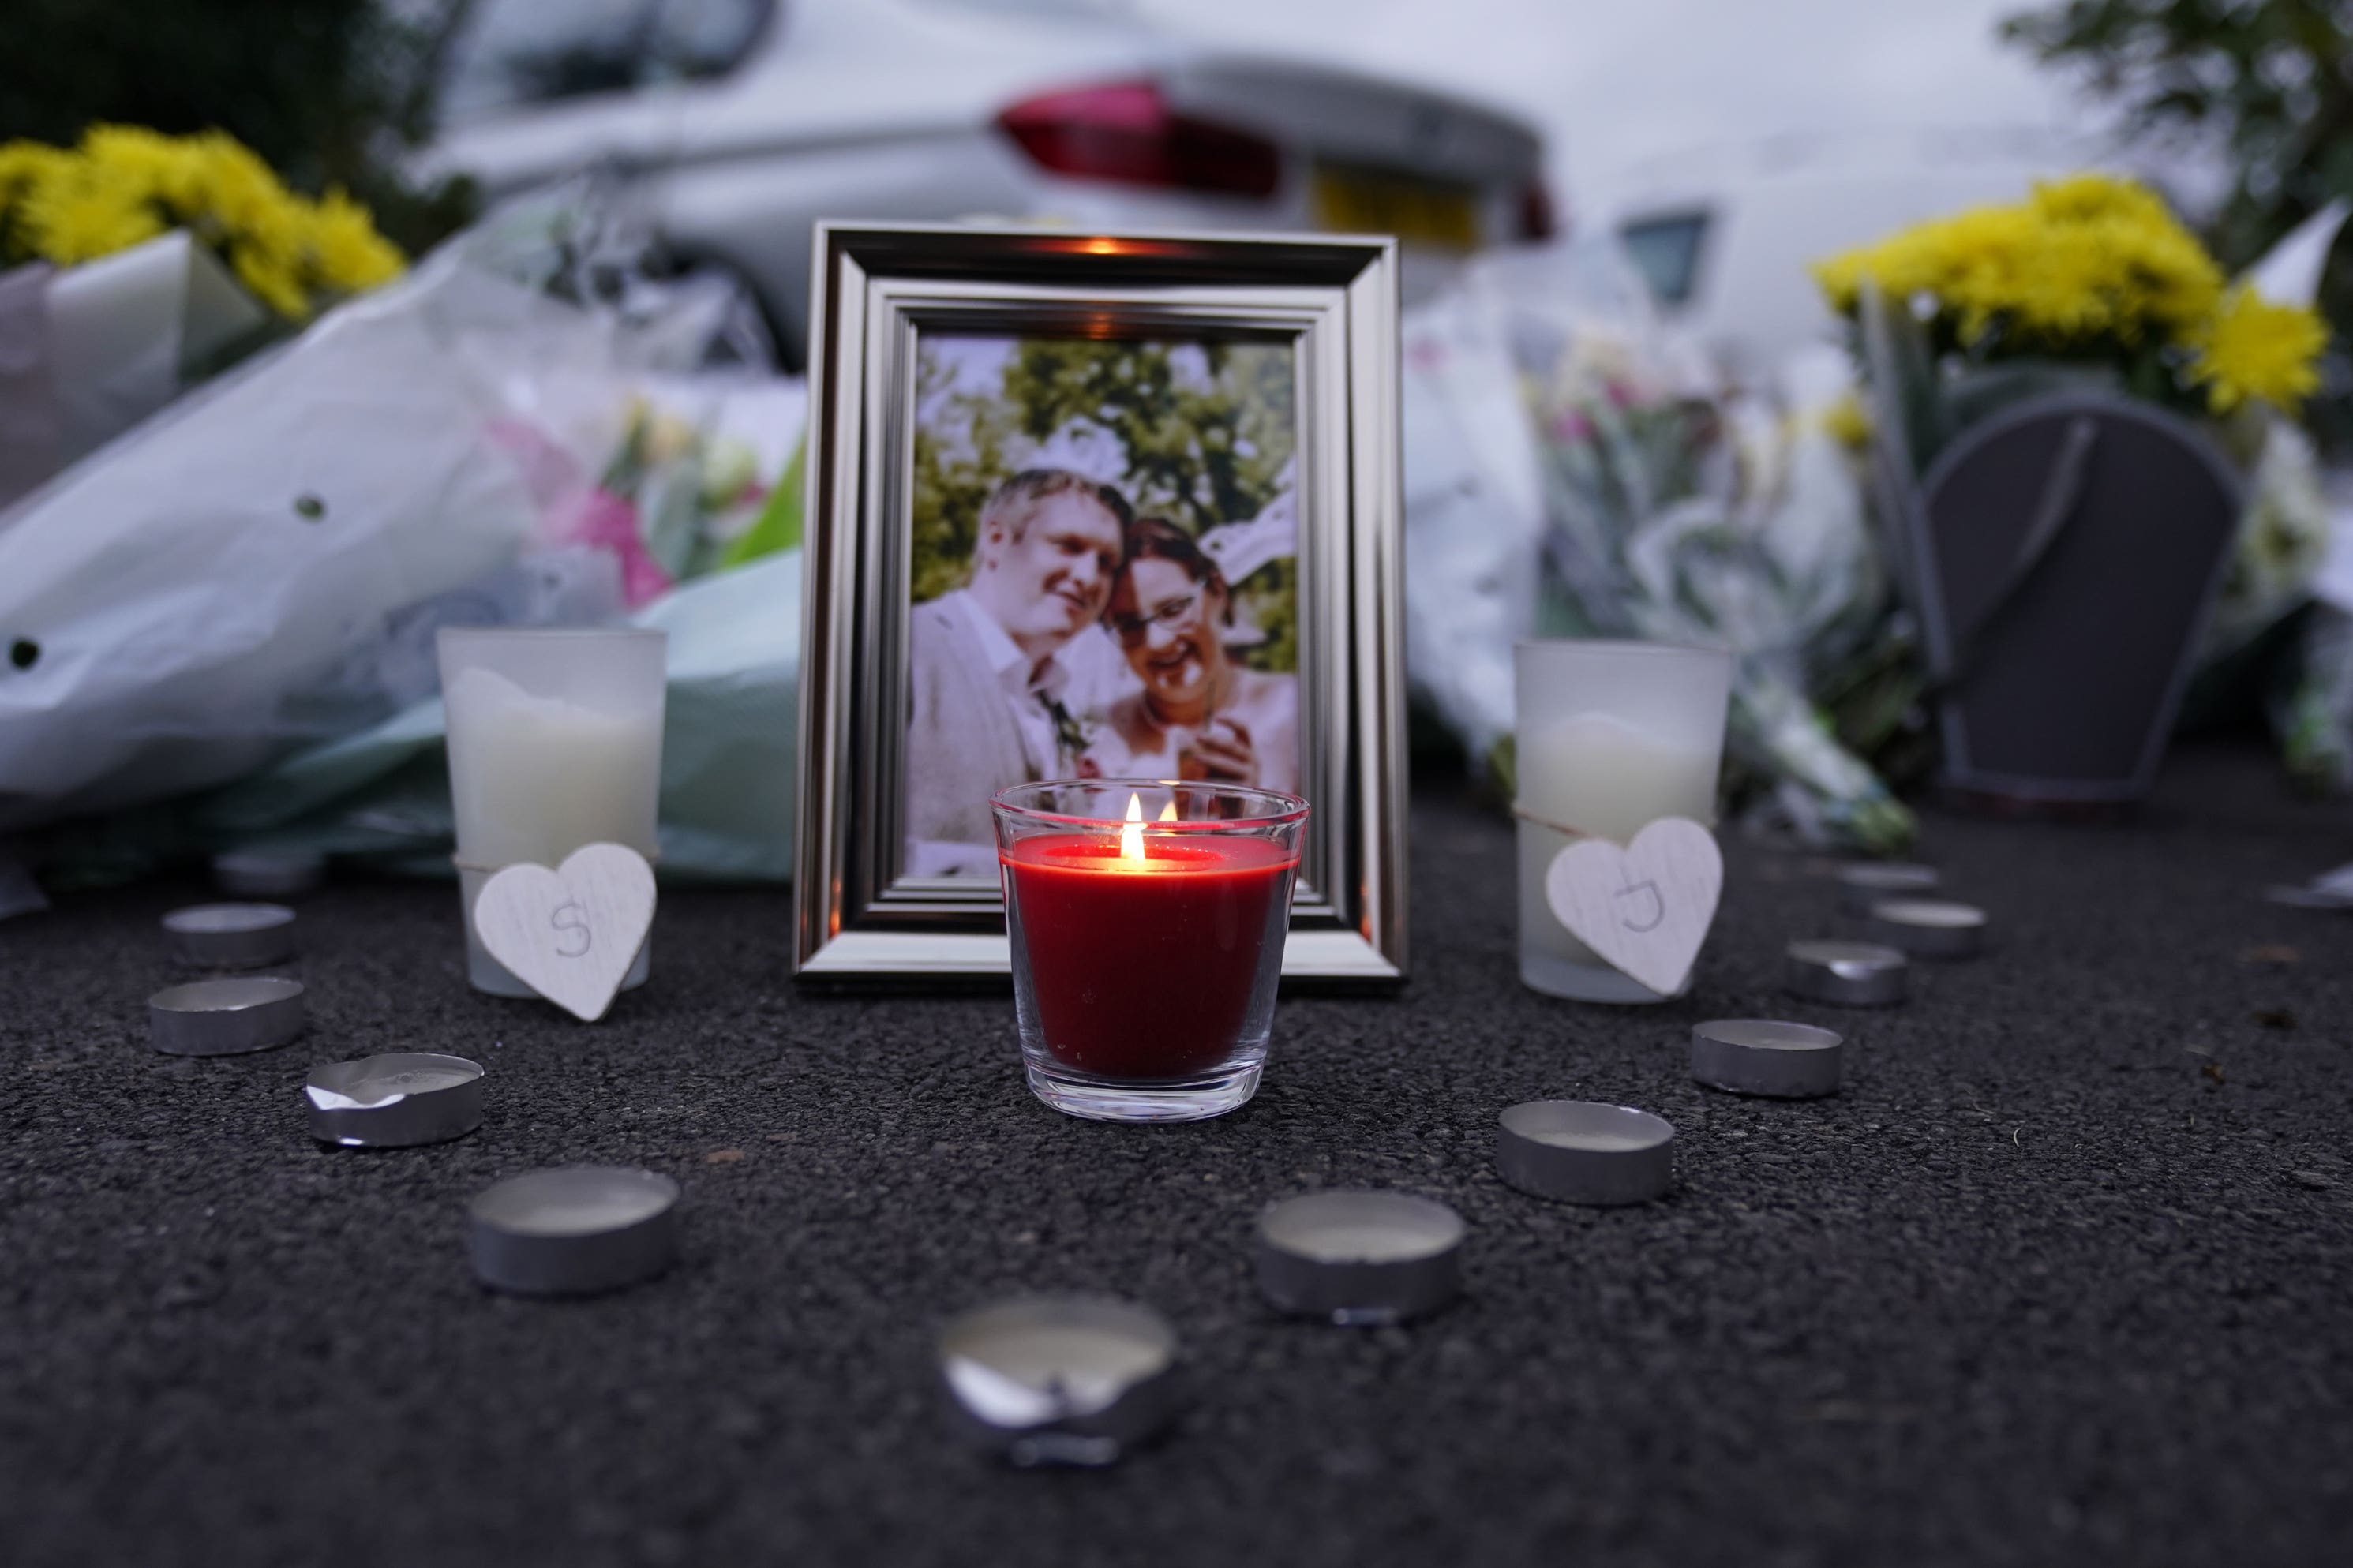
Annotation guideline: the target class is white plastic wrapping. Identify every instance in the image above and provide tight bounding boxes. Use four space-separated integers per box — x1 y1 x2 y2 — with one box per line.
193 548 803 882
1401 241 1913 848
0 247 628 829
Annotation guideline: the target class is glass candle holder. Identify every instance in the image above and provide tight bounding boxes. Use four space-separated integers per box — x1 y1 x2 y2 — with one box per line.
992 780 1308 1123
437 628 667 997
1515 639 1731 1003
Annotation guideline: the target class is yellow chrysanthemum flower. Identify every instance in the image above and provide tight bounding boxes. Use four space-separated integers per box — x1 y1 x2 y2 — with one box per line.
1819 390 1874 450
304 187 406 294
2102 213 2224 332
232 244 312 321
1812 172 2227 361
0 139 69 209
0 126 405 320
2187 285 2329 414
2028 171 2175 230
0 140 69 259
22 174 166 265
78 124 197 208
177 132 307 256
2006 220 2120 338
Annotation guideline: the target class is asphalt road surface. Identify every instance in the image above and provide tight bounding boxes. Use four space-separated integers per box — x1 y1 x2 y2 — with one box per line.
4 744 2349 1567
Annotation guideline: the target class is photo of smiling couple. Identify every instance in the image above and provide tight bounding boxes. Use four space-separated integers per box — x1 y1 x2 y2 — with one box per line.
903 335 1302 878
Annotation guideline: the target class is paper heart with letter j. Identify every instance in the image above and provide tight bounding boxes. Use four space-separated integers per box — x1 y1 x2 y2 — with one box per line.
474 843 656 1022
1542 818 1723 996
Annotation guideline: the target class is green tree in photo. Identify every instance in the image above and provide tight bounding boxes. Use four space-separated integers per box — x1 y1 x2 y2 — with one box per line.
1001 339 1295 536
909 349 1018 604
909 337 1300 671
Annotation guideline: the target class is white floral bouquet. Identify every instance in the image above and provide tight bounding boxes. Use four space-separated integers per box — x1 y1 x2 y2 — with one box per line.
1401 243 1916 851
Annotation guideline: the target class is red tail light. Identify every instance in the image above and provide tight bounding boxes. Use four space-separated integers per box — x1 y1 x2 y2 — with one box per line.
997 80 1282 200
1518 176 1560 241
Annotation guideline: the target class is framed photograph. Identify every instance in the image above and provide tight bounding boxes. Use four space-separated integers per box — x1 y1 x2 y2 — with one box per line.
792 223 1405 984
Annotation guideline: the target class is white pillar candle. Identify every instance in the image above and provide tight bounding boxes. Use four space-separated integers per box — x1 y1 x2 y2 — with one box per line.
439 630 665 997
1514 642 1731 1003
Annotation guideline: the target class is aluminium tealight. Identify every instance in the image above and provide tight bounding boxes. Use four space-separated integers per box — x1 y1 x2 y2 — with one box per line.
163 903 296 968
1835 862 1939 915
1255 1190 1464 1324
147 975 307 1056
1690 1019 1844 1099
212 850 325 899
467 1167 680 1297
1783 939 1909 1008
1496 1101 1675 1204
1864 897 1987 959
306 1053 485 1148
937 1297 1181 1467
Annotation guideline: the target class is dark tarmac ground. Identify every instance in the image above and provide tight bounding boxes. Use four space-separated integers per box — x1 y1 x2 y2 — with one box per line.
4 743 2350 1567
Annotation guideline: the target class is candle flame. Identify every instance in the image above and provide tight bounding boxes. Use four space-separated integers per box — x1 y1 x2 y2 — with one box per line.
1158 800 1178 821
1120 792 1145 863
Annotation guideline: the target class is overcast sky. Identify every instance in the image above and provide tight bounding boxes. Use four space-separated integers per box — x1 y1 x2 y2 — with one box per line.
1135 0 2119 215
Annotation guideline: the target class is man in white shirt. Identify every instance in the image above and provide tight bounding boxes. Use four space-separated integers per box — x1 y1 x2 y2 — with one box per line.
905 469 1132 875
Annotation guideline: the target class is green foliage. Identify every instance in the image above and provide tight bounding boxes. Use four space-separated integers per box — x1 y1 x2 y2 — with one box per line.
2003 0 2353 443
909 349 1018 604
909 338 1299 669
999 339 1295 535
0 0 474 256
720 437 807 569
1236 556 1298 675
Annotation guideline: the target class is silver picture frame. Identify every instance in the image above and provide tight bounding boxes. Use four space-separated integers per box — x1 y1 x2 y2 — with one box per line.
792 223 1407 985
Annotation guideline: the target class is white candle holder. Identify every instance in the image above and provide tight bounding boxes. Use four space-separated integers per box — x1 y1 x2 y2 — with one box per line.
437 629 666 998
1513 641 1732 1003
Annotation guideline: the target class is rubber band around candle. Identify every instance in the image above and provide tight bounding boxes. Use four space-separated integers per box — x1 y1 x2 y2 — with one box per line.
1509 803 1594 839
451 850 660 874
1509 803 1718 840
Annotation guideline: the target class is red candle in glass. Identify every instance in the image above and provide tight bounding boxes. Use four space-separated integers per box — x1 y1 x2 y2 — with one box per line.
995 783 1307 1122
1003 833 1295 1079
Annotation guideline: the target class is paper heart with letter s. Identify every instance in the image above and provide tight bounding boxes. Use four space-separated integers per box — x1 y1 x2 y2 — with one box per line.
1542 817 1723 996
473 843 655 1022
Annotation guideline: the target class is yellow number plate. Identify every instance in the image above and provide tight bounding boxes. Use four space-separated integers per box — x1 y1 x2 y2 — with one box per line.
1311 163 1482 250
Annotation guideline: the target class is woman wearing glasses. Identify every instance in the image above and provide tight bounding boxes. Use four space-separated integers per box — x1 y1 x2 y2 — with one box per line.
1085 516 1299 793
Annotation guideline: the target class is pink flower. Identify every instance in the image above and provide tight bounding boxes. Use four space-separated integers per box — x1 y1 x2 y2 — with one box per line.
1549 409 1594 443
553 487 673 608
485 418 587 509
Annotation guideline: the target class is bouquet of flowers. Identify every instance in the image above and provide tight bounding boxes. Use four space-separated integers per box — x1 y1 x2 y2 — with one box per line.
0 183 801 858
1399 244 1917 852
0 123 405 320
1516 306 1917 851
0 125 410 507
1816 173 2340 791
1814 174 2324 423
501 388 799 610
